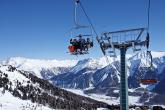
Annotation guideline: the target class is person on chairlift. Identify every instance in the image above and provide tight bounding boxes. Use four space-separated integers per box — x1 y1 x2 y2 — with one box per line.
87 38 93 47
69 38 78 53
78 34 86 53
70 39 74 45
85 38 91 51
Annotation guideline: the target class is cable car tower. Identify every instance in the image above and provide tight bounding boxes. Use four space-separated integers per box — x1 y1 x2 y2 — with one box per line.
97 28 150 110
96 0 152 109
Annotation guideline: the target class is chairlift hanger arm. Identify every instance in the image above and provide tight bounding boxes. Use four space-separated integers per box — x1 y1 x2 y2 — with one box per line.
76 34 92 37
96 37 106 55
147 50 153 68
75 0 99 37
74 0 83 27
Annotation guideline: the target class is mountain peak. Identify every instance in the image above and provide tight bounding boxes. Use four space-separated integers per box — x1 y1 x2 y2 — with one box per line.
1 57 78 78
4 57 78 68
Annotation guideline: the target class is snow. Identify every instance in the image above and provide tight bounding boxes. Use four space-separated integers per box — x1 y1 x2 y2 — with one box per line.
1 51 165 78
70 56 114 73
0 65 109 110
129 96 141 105
127 51 165 78
0 65 61 110
0 65 29 88
66 89 115 104
1 51 165 109
65 89 141 106
0 89 54 110
101 73 108 82
151 51 165 58
1 57 78 78
4 57 77 68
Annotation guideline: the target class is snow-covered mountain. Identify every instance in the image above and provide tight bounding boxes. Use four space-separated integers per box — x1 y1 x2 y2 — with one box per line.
1 51 165 106
50 51 165 105
2 57 77 79
0 64 109 110
52 51 165 88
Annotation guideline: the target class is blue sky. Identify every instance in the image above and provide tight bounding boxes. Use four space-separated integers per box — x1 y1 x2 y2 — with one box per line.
0 0 165 60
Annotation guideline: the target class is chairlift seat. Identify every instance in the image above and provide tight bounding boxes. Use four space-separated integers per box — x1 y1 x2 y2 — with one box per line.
76 34 92 37
140 79 158 85
69 51 89 55
68 46 76 53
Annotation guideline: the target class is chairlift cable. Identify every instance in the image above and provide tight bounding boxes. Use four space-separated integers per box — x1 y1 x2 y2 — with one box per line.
78 1 99 37
147 0 151 33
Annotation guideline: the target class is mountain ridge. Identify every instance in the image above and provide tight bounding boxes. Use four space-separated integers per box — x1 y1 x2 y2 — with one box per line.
1 51 165 106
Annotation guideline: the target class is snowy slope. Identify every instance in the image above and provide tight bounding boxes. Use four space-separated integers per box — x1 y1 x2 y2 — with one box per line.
0 89 52 110
0 65 30 90
0 64 109 110
65 89 140 105
0 65 53 110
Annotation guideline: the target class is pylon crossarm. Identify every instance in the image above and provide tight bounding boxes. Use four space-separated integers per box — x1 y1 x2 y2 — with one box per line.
107 28 146 35
97 28 148 56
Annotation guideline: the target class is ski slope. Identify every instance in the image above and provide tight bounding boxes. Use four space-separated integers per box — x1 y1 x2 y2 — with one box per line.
0 89 53 110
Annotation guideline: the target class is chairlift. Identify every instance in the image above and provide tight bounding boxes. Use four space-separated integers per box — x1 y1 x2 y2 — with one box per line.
138 51 159 85
68 0 94 55
68 26 94 55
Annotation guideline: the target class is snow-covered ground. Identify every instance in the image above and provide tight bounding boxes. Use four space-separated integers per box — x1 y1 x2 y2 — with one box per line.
0 89 53 110
0 90 109 110
65 89 141 105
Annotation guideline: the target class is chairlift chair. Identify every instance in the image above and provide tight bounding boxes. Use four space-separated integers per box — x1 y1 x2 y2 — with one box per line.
68 26 94 55
138 51 159 85
68 0 94 55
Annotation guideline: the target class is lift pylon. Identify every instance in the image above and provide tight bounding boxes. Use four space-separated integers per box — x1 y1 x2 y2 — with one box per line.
97 28 150 110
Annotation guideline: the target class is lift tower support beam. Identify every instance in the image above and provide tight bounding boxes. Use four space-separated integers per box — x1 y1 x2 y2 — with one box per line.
120 47 128 110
